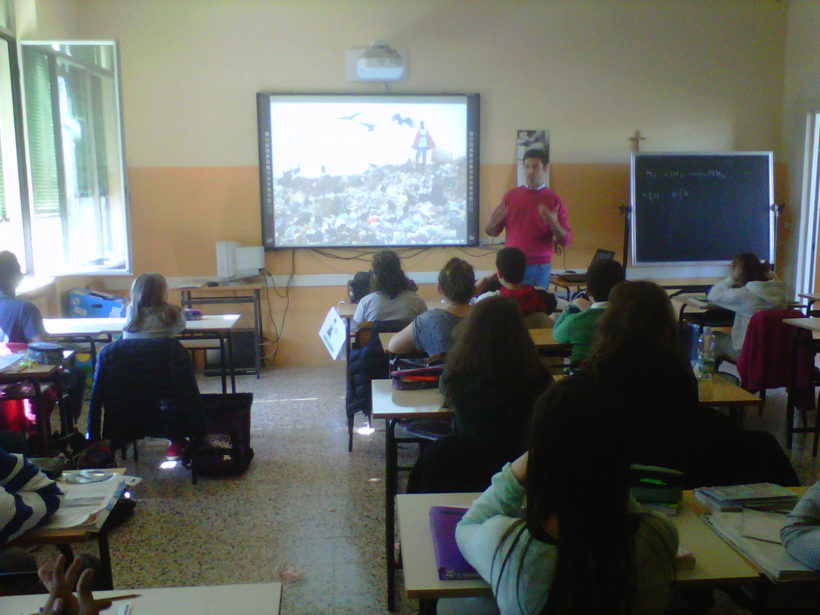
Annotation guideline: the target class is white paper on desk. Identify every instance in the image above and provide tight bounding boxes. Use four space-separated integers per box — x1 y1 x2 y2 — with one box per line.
44 476 125 530
741 508 785 543
318 307 346 361
0 353 24 372
705 512 817 581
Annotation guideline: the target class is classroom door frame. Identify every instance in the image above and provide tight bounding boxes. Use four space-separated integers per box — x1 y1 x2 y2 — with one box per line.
796 110 820 297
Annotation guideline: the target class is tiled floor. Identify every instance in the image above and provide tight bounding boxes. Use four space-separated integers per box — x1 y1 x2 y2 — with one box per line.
39 364 820 615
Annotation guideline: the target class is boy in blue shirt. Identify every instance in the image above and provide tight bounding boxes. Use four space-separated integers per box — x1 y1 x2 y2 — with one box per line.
0 252 86 421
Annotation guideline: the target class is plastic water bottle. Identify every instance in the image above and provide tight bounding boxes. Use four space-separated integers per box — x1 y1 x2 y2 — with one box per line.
697 326 716 382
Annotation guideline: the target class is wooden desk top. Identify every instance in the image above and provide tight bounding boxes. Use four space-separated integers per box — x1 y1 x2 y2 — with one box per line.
43 314 241 336
784 317 820 332
371 379 450 421
798 292 820 302
372 374 760 421
379 328 565 352
699 374 763 407
0 582 283 615
338 300 442 321
396 490 761 599
174 283 264 292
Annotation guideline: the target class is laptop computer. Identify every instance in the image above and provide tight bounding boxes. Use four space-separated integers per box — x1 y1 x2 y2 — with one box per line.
558 249 616 283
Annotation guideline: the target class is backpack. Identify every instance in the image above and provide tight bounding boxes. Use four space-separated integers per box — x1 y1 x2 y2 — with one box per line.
191 393 254 477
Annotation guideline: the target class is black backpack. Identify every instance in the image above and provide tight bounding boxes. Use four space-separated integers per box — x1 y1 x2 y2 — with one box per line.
192 393 254 477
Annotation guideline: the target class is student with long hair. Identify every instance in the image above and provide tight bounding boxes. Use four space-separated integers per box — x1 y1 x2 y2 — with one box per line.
582 280 798 488
406 297 552 494
351 250 426 328
453 375 678 615
706 252 785 360
582 280 700 469
445 295 550 448
123 273 185 339
388 257 474 357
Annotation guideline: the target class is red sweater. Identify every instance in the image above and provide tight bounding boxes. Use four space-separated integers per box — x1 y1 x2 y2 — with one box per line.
499 186 572 264
500 285 547 316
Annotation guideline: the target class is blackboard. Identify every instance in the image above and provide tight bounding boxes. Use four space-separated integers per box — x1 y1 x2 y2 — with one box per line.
631 153 773 264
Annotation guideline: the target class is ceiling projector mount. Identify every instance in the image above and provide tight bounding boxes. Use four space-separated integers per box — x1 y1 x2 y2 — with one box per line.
346 40 407 82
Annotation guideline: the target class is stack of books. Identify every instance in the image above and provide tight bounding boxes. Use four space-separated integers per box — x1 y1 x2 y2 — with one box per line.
694 483 798 512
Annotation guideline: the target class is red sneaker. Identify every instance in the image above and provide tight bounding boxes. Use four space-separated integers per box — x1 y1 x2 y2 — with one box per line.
165 439 188 460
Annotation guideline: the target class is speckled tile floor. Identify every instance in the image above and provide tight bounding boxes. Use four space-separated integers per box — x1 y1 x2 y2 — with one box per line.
33 364 820 615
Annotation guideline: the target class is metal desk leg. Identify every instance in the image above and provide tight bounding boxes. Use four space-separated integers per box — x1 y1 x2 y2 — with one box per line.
218 335 227 394
97 529 113 590
55 367 77 436
253 289 262 378
227 332 237 394
385 418 398 612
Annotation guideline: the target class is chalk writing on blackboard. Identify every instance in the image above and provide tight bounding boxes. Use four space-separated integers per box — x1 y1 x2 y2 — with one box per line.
631 153 772 264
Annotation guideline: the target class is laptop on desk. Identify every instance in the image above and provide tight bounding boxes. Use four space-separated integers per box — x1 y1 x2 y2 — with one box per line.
557 249 616 284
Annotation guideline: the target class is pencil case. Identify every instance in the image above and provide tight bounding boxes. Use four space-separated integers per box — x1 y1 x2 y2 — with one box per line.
391 365 444 390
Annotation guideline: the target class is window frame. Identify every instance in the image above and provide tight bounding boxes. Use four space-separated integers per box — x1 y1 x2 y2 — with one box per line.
0 26 34 273
20 39 131 275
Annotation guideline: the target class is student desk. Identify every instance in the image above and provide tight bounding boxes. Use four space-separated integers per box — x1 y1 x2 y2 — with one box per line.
372 376 762 610
397 487 812 613
0 346 74 452
379 328 569 355
0 581 283 615
781 317 820 454
9 469 128 590
674 294 735 333
395 491 763 612
549 274 585 301
43 315 241 394
177 285 264 379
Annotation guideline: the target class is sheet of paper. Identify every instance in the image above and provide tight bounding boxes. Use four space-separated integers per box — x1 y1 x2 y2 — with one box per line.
0 353 24 372
741 508 785 544
318 307 347 360
42 475 126 530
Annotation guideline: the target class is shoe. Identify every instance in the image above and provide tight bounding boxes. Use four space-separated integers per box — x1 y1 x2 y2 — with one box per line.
165 439 188 460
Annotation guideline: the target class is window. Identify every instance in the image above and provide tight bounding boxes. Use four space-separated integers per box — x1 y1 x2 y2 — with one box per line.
21 41 129 274
0 27 29 271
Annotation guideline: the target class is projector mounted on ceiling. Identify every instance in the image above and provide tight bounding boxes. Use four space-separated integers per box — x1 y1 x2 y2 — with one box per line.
346 40 407 82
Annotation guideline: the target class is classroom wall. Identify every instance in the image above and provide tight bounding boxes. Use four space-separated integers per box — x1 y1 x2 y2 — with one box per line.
781 1 820 294
15 0 793 365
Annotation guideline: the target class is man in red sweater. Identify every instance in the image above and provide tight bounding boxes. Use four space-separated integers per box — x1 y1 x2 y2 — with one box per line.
485 149 572 289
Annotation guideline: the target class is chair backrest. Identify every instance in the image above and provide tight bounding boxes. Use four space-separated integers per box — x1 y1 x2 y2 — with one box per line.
88 338 204 446
736 308 812 391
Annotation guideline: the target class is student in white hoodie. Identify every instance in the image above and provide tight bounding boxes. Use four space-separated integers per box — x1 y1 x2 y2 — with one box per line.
706 253 785 360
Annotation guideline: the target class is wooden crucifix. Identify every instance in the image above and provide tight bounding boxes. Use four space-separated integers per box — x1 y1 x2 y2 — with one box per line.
629 129 646 153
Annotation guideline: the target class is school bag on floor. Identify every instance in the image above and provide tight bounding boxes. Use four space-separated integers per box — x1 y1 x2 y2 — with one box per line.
192 393 254 477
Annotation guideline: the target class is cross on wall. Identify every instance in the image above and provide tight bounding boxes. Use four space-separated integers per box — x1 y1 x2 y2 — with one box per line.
629 130 646 152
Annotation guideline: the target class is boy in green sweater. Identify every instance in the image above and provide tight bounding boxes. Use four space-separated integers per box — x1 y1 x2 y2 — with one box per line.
553 258 624 365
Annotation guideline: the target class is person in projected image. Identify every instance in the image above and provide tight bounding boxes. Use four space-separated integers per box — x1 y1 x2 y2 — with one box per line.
485 149 572 289
412 121 435 167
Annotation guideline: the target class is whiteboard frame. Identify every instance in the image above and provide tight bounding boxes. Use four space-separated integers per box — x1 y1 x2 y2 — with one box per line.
630 151 775 268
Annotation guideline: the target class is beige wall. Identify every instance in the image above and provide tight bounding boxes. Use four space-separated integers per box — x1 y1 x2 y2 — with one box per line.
781 0 820 293
14 0 796 365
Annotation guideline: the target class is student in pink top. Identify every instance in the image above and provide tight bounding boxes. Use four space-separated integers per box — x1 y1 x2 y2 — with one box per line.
485 149 572 289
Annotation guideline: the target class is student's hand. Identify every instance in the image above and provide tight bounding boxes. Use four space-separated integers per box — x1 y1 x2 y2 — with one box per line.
39 555 111 615
510 452 528 485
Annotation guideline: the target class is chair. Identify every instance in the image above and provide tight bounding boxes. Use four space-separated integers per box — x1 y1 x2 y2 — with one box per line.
88 338 206 483
736 308 819 455
345 319 407 451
